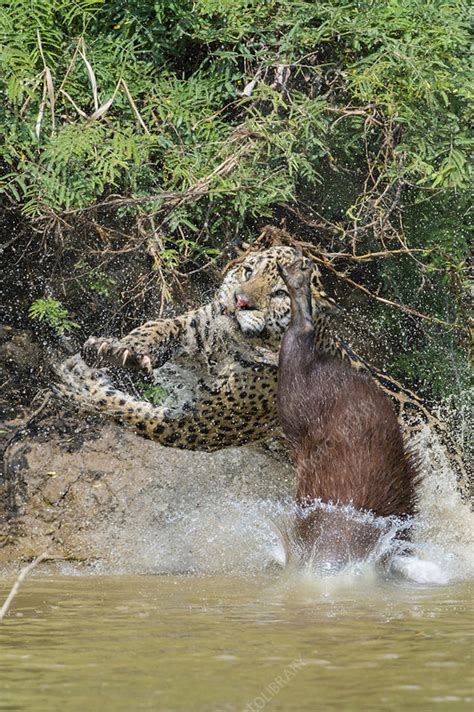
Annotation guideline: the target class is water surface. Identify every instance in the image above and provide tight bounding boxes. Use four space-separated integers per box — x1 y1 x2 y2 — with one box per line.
0 573 472 711
1 428 472 710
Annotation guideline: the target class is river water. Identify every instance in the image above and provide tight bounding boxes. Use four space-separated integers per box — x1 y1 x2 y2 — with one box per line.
1 428 473 711
0 572 472 711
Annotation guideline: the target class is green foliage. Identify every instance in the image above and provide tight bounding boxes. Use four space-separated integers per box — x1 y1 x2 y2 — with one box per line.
74 260 117 297
1 0 471 402
2 0 470 212
391 341 471 402
28 298 81 335
139 384 168 405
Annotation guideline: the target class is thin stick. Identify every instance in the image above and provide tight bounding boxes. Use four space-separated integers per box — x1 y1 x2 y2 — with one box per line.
120 79 150 134
308 249 468 333
2 392 52 478
58 37 82 94
0 553 48 621
325 248 429 262
37 31 55 134
60 88 88 118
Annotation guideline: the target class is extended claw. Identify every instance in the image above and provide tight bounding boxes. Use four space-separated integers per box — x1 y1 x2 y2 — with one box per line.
98 342 109 357
122 349 130 366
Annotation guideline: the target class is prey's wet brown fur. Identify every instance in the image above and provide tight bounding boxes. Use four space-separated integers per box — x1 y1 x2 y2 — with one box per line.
277 257 420 565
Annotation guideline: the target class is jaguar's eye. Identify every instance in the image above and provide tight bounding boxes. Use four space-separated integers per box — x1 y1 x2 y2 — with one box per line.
242 266 253 280
272 289 288 299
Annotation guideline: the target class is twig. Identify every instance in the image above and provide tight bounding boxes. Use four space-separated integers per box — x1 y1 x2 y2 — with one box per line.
379 179 404 229
79 40 99 111
329 105 382 129
58 38 82 94
60 89 88 118
62 139 253 216
325 248 429 262
120 79 150 134
0 553 48 621
306 248 468 333
19 74 43 117
2 392 52 479
36 31 55 135
0 233 24 253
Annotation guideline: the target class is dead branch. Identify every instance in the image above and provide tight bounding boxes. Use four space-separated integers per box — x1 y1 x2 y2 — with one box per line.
2 393 52 480
325 248 429 262
0 553 48 621
305 246 469 333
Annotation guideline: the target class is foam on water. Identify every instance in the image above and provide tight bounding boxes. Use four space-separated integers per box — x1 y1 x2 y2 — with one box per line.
409 425 474 581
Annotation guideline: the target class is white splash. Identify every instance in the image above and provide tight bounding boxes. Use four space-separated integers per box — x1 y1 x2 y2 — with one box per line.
73 422 473 586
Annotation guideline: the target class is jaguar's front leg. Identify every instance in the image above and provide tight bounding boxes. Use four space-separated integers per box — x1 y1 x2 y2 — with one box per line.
84 312 192 372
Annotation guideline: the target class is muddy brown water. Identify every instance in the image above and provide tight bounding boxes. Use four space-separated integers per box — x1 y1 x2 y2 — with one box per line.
0 571 472 712
1 427 473 711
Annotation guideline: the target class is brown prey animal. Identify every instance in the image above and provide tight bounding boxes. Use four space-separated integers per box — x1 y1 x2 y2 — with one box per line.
277 256 421 570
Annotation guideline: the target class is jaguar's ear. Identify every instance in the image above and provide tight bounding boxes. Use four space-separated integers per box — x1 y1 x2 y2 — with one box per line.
311 270 340 314
315 292 340 315
255 225 292 249
226 239 252 260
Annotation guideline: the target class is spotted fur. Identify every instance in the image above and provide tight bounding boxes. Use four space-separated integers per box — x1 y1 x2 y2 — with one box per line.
57 241 469 496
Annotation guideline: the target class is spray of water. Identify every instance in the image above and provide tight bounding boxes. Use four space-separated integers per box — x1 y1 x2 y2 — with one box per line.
66 423 473 587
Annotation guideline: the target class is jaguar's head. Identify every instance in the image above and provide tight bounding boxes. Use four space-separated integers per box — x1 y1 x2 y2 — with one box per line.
217 245 336 339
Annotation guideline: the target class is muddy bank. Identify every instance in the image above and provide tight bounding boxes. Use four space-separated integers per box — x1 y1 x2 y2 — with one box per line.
0 419 293 566
0 321 290 566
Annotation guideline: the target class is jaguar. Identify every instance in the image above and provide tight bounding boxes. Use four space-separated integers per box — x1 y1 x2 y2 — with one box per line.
58 227 469 495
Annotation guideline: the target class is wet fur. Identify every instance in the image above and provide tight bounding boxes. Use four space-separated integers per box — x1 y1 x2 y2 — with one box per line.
277 260 420 565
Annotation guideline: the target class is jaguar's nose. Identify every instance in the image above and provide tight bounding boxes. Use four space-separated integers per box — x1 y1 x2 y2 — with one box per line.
235 293 251 309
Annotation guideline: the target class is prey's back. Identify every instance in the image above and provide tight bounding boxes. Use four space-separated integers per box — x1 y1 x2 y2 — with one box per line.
279 355 418 518
276 256 420 564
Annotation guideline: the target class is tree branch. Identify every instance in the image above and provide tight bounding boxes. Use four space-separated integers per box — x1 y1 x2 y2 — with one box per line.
0 553 48 620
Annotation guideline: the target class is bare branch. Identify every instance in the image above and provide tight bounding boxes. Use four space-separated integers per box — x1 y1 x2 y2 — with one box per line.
0 553 48 621
304 246 468 333
325 248 429 262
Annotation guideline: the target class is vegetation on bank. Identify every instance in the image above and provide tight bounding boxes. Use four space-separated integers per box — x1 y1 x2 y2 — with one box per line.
0 0 471 405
